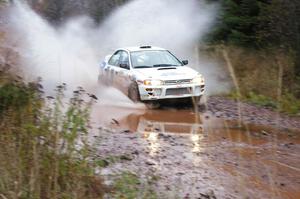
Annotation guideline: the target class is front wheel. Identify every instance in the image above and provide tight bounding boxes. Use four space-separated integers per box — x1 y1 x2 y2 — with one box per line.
128 83 140 102
191 96 201 106
192 95 206 111
145 101 160 109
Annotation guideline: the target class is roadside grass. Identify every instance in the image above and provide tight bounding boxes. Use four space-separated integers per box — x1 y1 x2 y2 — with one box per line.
0 76 109 198
0 69 160 199
227 91 300 115
94 155 160 198
227 91 277 109
279 93 300 115
112 172 158 199
0 39 160 197
203 45 300 115
95 154 133 168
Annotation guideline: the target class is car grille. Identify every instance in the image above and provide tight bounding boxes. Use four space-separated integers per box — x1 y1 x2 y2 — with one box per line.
166 87 191 96
164 79 191 85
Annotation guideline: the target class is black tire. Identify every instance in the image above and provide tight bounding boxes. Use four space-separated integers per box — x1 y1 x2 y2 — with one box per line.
145 101 160 109
194 95 207 111
191 96 201 106
128 83 140 102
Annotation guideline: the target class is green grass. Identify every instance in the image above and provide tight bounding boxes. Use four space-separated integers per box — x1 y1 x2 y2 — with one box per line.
279 93 300 115
210 45 300 116
227 90 300 115
246 92 277 109
112 172 158 199
0 74 161 199
0 79 108 199
95 154 134 168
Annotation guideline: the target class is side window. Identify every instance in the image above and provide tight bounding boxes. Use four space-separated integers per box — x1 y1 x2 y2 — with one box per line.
108 51 122 66
119 51 129 67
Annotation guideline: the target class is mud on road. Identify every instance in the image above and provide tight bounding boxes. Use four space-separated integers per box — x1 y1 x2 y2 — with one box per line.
90 96 300 199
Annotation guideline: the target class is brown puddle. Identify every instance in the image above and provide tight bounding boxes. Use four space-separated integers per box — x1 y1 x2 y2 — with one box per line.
91 103 300 199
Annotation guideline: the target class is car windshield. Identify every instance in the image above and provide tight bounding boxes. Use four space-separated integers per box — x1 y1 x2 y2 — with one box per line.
130 50 183 68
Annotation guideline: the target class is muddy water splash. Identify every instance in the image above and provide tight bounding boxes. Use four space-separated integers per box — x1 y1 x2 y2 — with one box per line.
7 0 228 97
95 0 229 95
8 1 99 93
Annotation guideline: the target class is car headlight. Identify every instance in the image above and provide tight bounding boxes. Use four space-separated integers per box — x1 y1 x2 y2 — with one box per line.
192 75 205 84
143 79 163 86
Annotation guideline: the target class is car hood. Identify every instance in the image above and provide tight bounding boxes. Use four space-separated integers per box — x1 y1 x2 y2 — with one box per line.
132 66 199 80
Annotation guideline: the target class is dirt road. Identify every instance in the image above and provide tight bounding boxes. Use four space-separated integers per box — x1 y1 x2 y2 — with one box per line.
90 97 300 199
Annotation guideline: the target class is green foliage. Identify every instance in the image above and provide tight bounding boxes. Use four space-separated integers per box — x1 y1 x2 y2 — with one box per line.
0 82 41 114
29 0 130 25
0 82 107 198
114 172 140 199
112 172 157 199
210 0 300 50
246 92 277 109
217 45 300 115
279 93 300 115
210 0 260 46
257 0 300 50
228 90 300 115
95 155 132 168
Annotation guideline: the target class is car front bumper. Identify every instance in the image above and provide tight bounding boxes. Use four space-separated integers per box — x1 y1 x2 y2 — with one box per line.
138 83 205 101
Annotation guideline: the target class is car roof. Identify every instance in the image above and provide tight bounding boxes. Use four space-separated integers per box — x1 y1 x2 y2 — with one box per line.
119 46 166 52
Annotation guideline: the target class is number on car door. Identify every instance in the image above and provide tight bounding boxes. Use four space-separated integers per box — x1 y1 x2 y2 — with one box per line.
107 50 123 85
117 51 131 91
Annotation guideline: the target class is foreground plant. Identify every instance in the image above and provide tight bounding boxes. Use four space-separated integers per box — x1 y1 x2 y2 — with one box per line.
0 80 107 199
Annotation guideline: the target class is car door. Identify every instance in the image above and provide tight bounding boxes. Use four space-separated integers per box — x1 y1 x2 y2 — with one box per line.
117 51 132 92
106 50 122 85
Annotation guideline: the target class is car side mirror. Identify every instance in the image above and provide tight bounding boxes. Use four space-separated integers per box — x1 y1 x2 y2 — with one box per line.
119 62 130 70
182 60 188 65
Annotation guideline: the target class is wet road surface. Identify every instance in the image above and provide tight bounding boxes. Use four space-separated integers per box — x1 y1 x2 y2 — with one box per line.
91 102 300 199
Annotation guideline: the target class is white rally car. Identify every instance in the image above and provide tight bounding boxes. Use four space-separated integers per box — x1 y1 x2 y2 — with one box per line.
99 46 205 106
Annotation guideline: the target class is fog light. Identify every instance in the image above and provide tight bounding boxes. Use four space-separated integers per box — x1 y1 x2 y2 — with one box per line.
154 88 162 96
195 86 201 94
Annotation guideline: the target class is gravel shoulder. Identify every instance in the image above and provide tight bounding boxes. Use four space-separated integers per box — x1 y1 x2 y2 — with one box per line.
206 96 300 130
93 128 299 199
91 97 300 199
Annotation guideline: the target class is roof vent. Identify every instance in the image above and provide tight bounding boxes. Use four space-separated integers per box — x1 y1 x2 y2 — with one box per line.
140 45 152 49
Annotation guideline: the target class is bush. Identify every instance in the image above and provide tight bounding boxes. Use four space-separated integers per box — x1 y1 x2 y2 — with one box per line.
215 45 299 115
246 92 277 109
280 93 300 115
0 81 108 199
